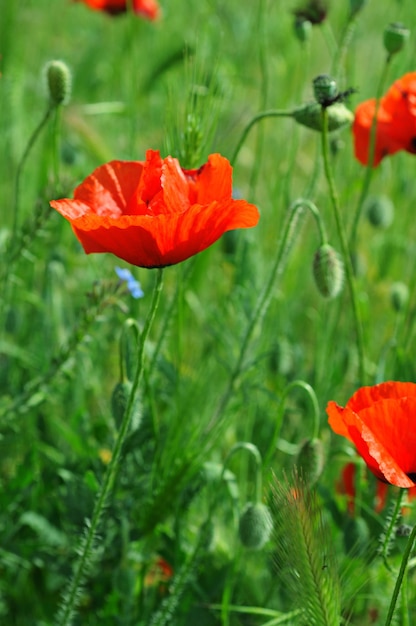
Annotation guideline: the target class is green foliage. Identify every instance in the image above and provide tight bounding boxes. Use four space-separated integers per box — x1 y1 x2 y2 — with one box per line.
1 1 416 625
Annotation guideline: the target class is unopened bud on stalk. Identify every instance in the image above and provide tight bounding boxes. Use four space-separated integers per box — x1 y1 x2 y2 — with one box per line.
296 438 325 486
294 18 312 43
365 195 394 229
313 74 338 105
313 244 344 299
238 503 273 550
383 23 410 56
293 102 353 132
44 60 72 106
390 282 409 313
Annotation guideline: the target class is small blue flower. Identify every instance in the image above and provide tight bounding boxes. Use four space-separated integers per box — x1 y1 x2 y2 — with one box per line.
115 267 144 299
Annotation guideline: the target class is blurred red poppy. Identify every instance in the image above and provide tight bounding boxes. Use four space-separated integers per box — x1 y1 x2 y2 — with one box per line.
337 462 388 515
353 72 416 166
75 0 160 19
327 382 416 488
50 150 260 268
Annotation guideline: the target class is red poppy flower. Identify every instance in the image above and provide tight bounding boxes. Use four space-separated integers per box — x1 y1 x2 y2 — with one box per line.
75 0 160 19
50 150 260 268
327 382 416 488
353 72 416 166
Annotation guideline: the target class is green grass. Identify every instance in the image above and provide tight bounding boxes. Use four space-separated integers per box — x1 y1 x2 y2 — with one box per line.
1 0 416 624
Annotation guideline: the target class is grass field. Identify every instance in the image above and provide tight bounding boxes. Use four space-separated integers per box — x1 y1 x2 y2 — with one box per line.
1 1 416 624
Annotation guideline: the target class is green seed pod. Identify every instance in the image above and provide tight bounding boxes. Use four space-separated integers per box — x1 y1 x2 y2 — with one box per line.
343 516 369 555
293 102 354 132
111 380 142 430
365 195 394 229
390 282 409 313
383 22 409 56
238 503 273 550
313 244 344 299
294 18 312 43
296 438 325 486
313 74 338 105
269 337 294 377
44 60 72 106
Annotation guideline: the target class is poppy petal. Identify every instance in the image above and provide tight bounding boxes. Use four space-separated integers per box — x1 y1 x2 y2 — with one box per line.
346 381 416 414
328 396 416 488
74 160 144 217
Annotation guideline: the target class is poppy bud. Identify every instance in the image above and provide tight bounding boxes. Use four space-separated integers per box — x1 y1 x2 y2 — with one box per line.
44 60 72 106
390 282 409 313
111 381 142 430
293 102 353 132
296 438 325 486
294 18 312 43
313 74 338 106
269 337 294 377
365 195 394 229
343 516 369 555
238 503 273 550
383 23 410 56
313 244 344 299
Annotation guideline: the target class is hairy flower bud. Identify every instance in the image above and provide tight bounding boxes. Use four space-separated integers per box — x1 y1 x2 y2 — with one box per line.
296 438 325 486
313 74 338 105
293 102 353 132
383 23 410 56
238 503 273 550
365 195 394 229
390 282 409 313
44 60 72 106
294 18 312 43
313 244 344 299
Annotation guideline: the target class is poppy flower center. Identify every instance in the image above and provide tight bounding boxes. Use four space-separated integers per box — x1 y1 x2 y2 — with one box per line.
409 137 416 153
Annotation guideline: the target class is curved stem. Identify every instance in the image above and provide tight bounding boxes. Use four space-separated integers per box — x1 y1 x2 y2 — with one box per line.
12 105 54 242
263 380 320 469
231 109 295 167
222 442 263 504
56 269 164 626
384 518 416 626
321 107 366 384
206 199 325 440
349 55 392 252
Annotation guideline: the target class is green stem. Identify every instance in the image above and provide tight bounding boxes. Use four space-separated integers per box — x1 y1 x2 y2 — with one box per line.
222 442 263 504
206 199 324 436
263 380 320 469
248 0 268 198
380 488 405 572
384 518 416 626
12 105 54 241
321 107 365 384
56 269 164 626
331 14 357 80
349 55 392 252
231 109 295 167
